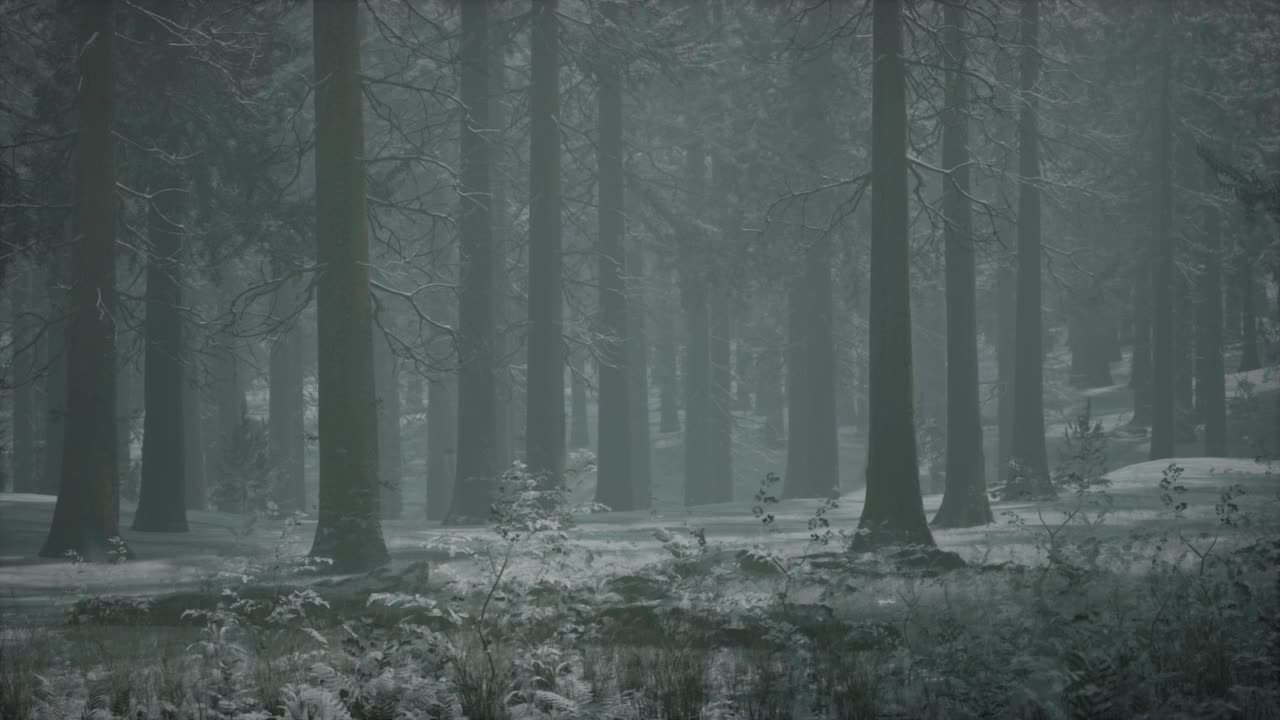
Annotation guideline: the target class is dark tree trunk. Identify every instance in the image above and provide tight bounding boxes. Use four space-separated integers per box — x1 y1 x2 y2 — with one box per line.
1238 254 1261 373
490 14 512 472
996 240 1015 487
426 344 456 522
1149 3 1175 460
734 320 753 412
1008 0 1051 497
183 362 207 511
448 0 499 524
308 0 389 572
656 296 681 432
680 142 712 506
42 249 67 496
40 0 125 561
268 269 306 514
375 333 403 519
525 0 566 490
626 248 652 509
933 3 992 529
1198 204 1227 456
853 0 934 550
709 282 733 502
594 9 634 510
800 225 838 499
12 261 37 493
208 322 246 494
784 276 809 495
116 344 134 497
133 168 188 532
757 335 785 450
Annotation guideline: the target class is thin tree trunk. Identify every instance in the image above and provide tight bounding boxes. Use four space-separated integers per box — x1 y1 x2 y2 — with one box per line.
594 6 634 511
426 339 456 521
757 334 784 450
1008 0 1051 496
42 249 67 496
1238 253 1261 372
784 276 809 495
734 319 753 412
1149 1 1175 460
569 350 591 450
308 0 389 572
449 0 499 524
853 0 933 550
933 3 991 528
1198 203 1227 455
626 247 652 509
184 361 207 511
680 142 711 506
525 0 566 490
40 0 124 561
490 13 512 473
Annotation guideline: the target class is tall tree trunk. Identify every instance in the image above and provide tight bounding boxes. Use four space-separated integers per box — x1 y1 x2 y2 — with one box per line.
525 0 566 490
757 333 785 450
426 328 456 521
680 143 711 506
133 168 188 532
116 345 134 497
308 0 389 572
375 333 403 519
1198 203 1227 456
268 267 306 514
784 276 809 494
569 350 591 450
1238 252 1261 372
933 3 991 529
40 0 124 561
709 282 733 502
12 260 37 493
854 0 933 550
449 0 498 524
184 361 207 511
1008 0 1051 497
42 249 67 496
626 247 652 509
734 319 753 412
1149 2 1175 460
490 14 512 473
594 7 635 510
656 297 681 432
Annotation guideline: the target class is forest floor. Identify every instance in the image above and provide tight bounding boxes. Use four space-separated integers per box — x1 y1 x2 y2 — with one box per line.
2 353 1280 717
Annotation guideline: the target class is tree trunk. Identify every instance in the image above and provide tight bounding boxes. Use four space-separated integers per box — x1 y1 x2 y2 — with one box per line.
12 260 37 493
569 350 591 450
1238 253 1261 372
426 340 456 521
42 249 68 496
594 7 635 511
853 0 934 550
1149 1 1175 461
308 0 389 572
933 3 992 529
734 319 753 412
184 361 207 511
40 0 125 561
784 276 809 495
626 247 652 509
656 296 681 432
757 334 785 450
525 0 566 490
375 333 403 519
490 14 512 473
448 0 499 524
709 282 733 502
133 167 189 532
268 268 306 514
1198 203 1227 456
1008 0 1051 497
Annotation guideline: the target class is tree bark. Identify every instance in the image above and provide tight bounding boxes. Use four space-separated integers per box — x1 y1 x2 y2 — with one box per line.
853 0 934 550
784 276 809 495
133 167 188 532
594 5 635 510
1237 251 1261 373
268 267 306 514
757 328 785 450
490 13 512 473
709 279 733 502
1008 0 1051 497
656 295 681 432
448 0 499 524
12 260 37 493
525 0 566 490
183 360 207 511
1198 203 1227 456
933 2 992 529
626 247 652 509
40 0 125 561
1149 1 1175 460
308 0 389 572
42 249 67 496
375 332 403 519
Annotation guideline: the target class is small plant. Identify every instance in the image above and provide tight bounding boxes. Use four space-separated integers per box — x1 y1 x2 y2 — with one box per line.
1053 400 1109 492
